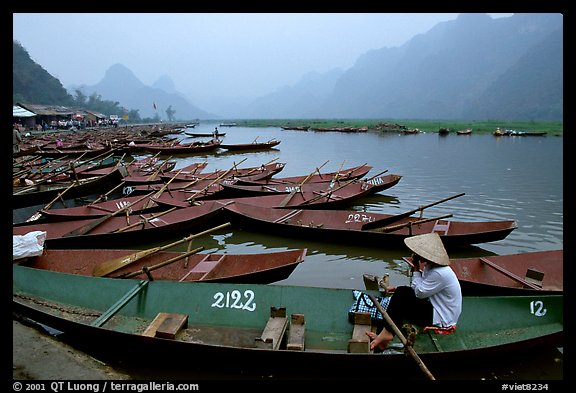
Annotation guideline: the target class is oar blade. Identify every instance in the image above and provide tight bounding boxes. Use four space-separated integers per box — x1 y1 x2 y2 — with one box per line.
92 247 162 277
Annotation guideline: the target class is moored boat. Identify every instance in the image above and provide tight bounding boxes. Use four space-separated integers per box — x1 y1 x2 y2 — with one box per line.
15 248 307 284
221 202 518 248
13 264 563 378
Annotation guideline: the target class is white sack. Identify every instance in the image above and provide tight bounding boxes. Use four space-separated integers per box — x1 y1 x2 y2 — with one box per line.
13 231 47 260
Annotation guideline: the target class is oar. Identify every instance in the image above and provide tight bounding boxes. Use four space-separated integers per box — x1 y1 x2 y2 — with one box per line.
299 177 357 206
370 214 453 233
185 158 248 202
118 247 205 279
367 294 436 380
361 192 465 230
479 257 542 290
92 222 231 277
61 192 156 237
89 181 127 205
111 207 178 233
278 160 329 207
25 182 78 222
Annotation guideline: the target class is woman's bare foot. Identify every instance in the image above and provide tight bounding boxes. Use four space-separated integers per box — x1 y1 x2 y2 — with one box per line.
366 329 393 351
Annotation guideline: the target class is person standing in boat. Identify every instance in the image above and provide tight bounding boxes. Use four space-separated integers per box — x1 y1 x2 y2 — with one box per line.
366 232 462 350
13 126 23 154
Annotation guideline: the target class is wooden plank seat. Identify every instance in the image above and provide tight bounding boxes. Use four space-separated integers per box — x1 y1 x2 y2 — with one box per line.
142 312 188 339
433 220 451 235
255 306 288 350
287 314 305 351
347 312 374 353
178 254 226 281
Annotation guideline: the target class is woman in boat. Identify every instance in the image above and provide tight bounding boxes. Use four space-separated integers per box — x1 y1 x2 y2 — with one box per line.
367 232 462 350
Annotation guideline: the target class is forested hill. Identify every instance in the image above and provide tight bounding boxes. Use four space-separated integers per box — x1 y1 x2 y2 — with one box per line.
13 41 74 106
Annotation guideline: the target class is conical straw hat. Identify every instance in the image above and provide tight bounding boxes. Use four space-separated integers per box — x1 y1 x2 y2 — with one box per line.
404 233 450 266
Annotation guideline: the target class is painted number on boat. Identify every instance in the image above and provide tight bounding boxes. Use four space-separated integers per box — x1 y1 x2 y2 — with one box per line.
530 300 547 317
211 290 256 312
345 213 375 224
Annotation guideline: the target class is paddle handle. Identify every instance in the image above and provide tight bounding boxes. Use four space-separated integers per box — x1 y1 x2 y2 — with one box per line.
120 247 204 279
158 222 232 252
367 294 435 380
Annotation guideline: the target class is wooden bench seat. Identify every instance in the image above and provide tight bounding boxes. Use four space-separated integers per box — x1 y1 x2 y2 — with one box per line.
347 312 374 353
255 306 288 350
178 254 225 282
142 312 188 339
287 314 305 351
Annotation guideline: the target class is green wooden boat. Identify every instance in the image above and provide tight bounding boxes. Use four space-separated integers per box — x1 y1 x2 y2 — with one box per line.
13 265 562 379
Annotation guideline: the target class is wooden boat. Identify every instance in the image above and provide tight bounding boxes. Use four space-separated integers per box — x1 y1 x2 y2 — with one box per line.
402 250 563 295
456 128 473 135
12 201 229 249
157 161 286 184
12 167 126 210
221 202 519 248
135 140 222 155
15 248 307 284
219 140 281 151
185 132 226 137
36 193 164 222
234 164 373 186
219 174 402 198
152 179 383 210
13 264 563 378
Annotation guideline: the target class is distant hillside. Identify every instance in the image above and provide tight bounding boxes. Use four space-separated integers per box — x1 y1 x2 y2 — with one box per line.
244 13 562 121
13 40 74 106
241 68 344 119
77 64 214 120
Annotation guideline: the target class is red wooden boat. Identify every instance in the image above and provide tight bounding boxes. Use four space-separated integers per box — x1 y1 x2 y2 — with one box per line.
221 202 518 248
365 250 563 296
37 193 163 221
152 178 383 210
15 248 307 284
234 164 373 186
155 161 286 184
135 140 222 155
13 167 126 210
219 139 281 151
13 201 228 249
219 174 402 198
404 250 563 295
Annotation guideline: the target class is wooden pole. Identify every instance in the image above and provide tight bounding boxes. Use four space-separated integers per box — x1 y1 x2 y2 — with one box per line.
367 294 436 380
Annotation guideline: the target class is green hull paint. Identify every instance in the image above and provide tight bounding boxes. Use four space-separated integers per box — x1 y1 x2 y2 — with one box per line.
13 265 562 359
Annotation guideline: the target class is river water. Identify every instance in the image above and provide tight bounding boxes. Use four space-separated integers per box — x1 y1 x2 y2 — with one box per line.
24 121 565 381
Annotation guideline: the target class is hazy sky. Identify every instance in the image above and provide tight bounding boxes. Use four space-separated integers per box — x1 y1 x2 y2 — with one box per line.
13 13 513 105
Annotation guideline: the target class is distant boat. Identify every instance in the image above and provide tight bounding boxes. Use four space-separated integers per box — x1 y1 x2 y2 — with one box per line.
219 123 238 127
457 128 472 135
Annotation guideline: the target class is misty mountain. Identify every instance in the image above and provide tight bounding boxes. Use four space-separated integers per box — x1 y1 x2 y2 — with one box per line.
77 64 214 120
245 13 562 120
240 68 344 119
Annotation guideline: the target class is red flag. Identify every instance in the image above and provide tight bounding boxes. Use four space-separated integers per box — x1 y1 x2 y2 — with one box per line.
153 102 157 110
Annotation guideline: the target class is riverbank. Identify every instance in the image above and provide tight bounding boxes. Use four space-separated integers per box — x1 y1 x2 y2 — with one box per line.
12 317 130 380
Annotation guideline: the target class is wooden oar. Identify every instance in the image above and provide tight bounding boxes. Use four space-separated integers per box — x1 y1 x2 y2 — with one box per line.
278 160 329 207
185 158 248 202
92 222 231 277
370 214 453 233
89 181 127 205
361 193 465 230
111 207 178 233
299 177 357 206
367 294 436 380
25 182 79 222
61 192 156 237
479 257 541 290
118 247 205 279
